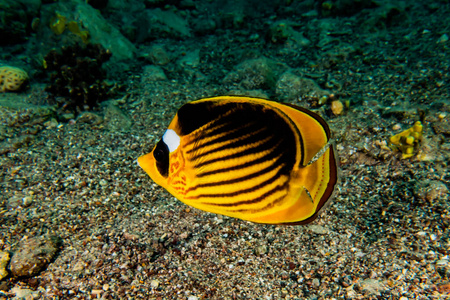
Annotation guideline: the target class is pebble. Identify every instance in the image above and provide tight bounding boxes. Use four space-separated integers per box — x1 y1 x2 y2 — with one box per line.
359 279 386 295
11 287 40 299
438 33 449 43
151 279 160 288
425 181 448 202
10 235 61 278
187 296 198 300
312 278 320 288
254 244 268 256
331 100 344 115
307 225 329 235
0 251 10 280
147 44 170 65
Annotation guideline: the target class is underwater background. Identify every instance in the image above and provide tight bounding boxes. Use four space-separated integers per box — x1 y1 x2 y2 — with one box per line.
0 0 449 298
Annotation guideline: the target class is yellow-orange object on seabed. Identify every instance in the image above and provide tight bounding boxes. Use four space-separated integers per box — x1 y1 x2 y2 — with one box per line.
138 96 339 225
389 121 423 159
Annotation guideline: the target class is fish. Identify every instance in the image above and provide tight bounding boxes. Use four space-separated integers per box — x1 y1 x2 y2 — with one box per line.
138 96 338 225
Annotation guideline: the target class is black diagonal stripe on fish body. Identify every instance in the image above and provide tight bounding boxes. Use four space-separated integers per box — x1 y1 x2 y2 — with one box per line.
231 194 286 214
186 120 262 156
193 133 280 169
201 180 289 208
184 103 266 152
177 101 249 136
189 126 270 162
187 150 287 191
187 162 287 200
197 143 285 177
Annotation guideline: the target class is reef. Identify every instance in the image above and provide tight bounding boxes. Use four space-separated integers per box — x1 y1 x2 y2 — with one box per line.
43 43 113 115
0 66 28 92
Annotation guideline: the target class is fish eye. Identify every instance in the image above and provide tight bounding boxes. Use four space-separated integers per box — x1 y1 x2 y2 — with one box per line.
153 140 169 162
154 148 166 161
153 140 170 177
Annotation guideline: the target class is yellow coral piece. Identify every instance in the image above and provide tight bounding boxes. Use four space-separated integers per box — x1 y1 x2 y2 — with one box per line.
67 21 90 43
389 121 423 159
50 12 67 35
0 66 28 92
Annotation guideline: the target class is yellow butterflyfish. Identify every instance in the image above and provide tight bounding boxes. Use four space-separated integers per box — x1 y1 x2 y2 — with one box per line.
138 96 339 225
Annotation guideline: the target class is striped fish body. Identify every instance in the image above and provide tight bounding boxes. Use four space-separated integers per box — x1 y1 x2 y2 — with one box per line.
138 96 338 225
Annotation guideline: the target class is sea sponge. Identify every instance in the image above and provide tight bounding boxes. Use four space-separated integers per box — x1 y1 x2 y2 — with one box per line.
44 44 113 114
389 121 423 159
0 66 28 92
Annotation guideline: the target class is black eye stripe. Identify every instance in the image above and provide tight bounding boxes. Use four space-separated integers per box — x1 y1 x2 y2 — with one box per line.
153 140 169 177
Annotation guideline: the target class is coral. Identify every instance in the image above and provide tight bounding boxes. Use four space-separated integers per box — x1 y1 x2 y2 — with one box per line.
49 12 67 35
43 43 113 114
49 12 90 43
389 121 423 159
0 66 28 92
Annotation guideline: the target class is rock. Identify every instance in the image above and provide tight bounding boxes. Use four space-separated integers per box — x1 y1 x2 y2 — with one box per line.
0 251 10 280
73 2 137 60
436 259 450 279
414 180 449 202
178 49 200 69
103 102 132 132
40 1 136 61
432 120 450 137
147 45 170 65
0 0 42 45
331 100 344 115
10 235 61 278
224 57 287 90
136 8 191 42
150 279 159 288
11 287 40 299
360 2 407 31
267 21 310 48
141 65 168 83
307 225 330 235
275 71 329 101
254 244 267 256
359 279 386 296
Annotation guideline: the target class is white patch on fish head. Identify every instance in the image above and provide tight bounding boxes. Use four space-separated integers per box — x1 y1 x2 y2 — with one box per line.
162 129 180 153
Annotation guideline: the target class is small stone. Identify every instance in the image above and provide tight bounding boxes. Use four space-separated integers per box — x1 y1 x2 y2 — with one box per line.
312 278 320 288
10 235 61 278
436 259 450 279
22 196 33 207
307 225 329 235
147 45 170 65
188 296 198 300
254 244 268 256
426 181 449 202
150 279 159 288
438 33 449 43
0 251 10 280
178 49 200 68
11 287 40 299
359 279 386 295
392 124 401 131
141 65 168 82
275 71 329 101
7 196 22 209
331 100 344 115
